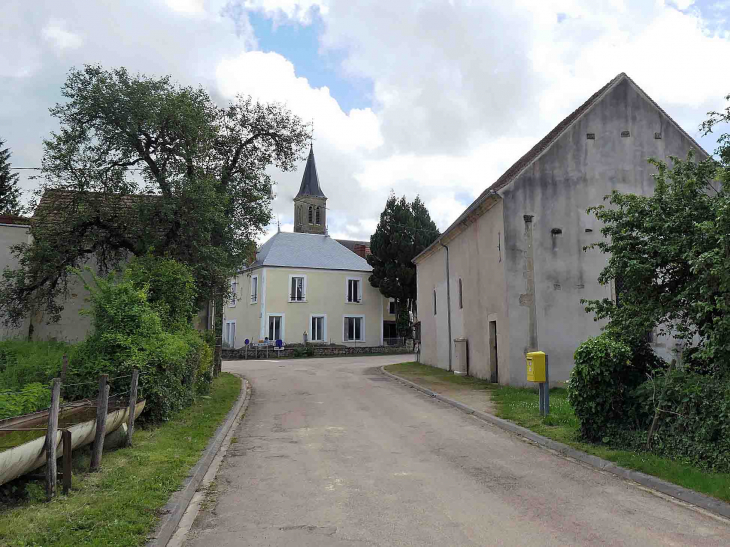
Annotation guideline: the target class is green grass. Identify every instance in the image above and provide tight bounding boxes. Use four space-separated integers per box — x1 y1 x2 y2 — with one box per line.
0 373 241 546
385 362 730 503
0 340 72 391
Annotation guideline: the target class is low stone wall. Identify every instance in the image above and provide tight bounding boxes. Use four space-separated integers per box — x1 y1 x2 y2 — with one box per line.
222 345 412 360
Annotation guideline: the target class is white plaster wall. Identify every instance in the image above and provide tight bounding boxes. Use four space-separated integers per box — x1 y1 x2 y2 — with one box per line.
0 223 31 339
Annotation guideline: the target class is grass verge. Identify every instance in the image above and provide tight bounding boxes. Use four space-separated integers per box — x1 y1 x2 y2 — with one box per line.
0 372 241 547
385 362 730 503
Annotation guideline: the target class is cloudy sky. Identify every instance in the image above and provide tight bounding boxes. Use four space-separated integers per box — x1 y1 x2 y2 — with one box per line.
2 0 730 242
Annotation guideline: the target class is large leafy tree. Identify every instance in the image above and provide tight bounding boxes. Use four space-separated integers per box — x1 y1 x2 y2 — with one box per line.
0 139 23 215
0 65 310 327
367 193 439 332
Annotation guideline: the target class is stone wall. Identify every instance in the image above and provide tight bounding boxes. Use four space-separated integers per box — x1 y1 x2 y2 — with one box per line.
222 345 412 360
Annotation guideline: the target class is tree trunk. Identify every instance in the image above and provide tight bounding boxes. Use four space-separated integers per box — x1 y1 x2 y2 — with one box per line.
646 359 676 450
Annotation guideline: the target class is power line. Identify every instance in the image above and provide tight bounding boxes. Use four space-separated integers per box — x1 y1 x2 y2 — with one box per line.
11 167 147 171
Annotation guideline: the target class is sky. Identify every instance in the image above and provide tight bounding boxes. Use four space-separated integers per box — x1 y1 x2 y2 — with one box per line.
2 0 730 243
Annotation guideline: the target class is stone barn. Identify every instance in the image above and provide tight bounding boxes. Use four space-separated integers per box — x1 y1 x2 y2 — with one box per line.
413 73 708 386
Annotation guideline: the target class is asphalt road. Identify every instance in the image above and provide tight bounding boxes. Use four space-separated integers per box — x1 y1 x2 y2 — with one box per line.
185 355 730 546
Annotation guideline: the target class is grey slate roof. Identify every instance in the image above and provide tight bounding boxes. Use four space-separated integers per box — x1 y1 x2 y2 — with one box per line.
295 145 326 199
251 232 372 271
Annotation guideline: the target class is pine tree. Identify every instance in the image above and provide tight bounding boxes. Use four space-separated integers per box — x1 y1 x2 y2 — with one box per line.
0 139 23 215
367 193 439 334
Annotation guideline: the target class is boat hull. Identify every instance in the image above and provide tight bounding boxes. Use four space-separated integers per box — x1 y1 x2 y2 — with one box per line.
0 400 145 486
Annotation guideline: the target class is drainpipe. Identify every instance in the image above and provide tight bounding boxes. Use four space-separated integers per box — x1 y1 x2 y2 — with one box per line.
440 242 453 372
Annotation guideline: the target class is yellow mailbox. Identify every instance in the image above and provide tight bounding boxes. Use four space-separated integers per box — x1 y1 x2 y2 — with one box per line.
526 351 546 383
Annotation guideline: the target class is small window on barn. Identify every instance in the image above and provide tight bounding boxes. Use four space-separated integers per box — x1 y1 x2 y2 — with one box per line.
433 290 437 315
458 279 463 309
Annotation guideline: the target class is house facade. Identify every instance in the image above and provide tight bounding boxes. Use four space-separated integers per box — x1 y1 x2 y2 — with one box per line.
223 147 387 348
414 73 707 387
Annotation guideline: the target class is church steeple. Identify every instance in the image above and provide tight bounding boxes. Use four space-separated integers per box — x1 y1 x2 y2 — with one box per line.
294 145 327 234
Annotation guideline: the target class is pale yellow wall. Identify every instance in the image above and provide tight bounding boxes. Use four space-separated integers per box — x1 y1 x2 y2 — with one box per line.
416 200 509 382
225 266 384 347
383 298 396 321
0 223 31 339
222 271 262 347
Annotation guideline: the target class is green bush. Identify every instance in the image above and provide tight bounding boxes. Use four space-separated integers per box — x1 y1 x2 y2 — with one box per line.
65 268 212 422
634 371 730 472
568 334 660 442
0 340 71 391
0 383 52 419
125 256 197 331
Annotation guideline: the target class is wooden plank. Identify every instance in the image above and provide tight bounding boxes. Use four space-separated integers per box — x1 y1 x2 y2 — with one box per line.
46 378 61 500
62 429 72 495
89 375 109 472
126 369 139 448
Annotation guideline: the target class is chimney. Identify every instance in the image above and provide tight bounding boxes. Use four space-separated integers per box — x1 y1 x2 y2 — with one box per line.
353 244 371 258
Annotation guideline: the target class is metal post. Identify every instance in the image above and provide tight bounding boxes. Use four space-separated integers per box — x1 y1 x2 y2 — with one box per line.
538 383 545 416
544 354 550 416
126 369 139 447
46 378 61 500
90 375 109 471
62 429 72 495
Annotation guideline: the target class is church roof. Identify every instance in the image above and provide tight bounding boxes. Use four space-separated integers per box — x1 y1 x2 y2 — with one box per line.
295 145 326 199
250 231 371 272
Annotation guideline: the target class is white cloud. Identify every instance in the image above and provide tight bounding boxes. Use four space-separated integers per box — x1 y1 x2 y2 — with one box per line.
41 19 83 50
165 0 206 14
4 0 730 245
243 0 328 23
216 51 381 152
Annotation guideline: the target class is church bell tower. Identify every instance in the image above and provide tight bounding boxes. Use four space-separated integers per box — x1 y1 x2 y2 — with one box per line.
294 145 327 234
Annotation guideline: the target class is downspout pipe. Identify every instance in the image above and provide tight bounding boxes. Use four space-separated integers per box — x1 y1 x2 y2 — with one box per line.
440 242 453 372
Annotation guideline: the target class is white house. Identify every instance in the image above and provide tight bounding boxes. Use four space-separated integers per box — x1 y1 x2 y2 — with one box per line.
223 146 387 348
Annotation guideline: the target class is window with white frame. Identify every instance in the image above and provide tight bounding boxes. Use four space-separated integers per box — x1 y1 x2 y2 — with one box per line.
311 315 326 342
346 277 362 303
344 315 364 342
229 279 238 307
268 314 283 341
224 320 236 348
250 275 258 303
289 275 306 302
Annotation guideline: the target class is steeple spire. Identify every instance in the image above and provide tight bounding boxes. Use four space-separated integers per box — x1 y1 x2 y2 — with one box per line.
295 145 326 199
293 145 327 234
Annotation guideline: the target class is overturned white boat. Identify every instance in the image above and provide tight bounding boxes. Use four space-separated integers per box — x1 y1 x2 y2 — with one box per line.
0 399 145 486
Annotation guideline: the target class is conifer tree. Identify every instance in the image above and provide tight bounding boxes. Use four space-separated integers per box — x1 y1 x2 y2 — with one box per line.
0 139 23 215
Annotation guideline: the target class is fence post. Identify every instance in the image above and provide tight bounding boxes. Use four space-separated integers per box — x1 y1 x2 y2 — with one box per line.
214 335 222 377
62 429 72 495
90 374 109 472
46 378 61 501
126 369 139 448
60 354 68 388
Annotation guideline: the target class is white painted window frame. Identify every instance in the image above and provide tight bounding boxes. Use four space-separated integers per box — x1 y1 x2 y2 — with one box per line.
250 274 258 304
309 313 327 342
224 319 236 348
288 273 308 303
343 314 365 342
229 278 238 307
345 276 363 304
266 313 285 342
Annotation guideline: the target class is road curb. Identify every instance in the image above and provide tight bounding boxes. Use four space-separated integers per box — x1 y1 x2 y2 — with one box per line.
147 374 252 546
380 366 730 520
